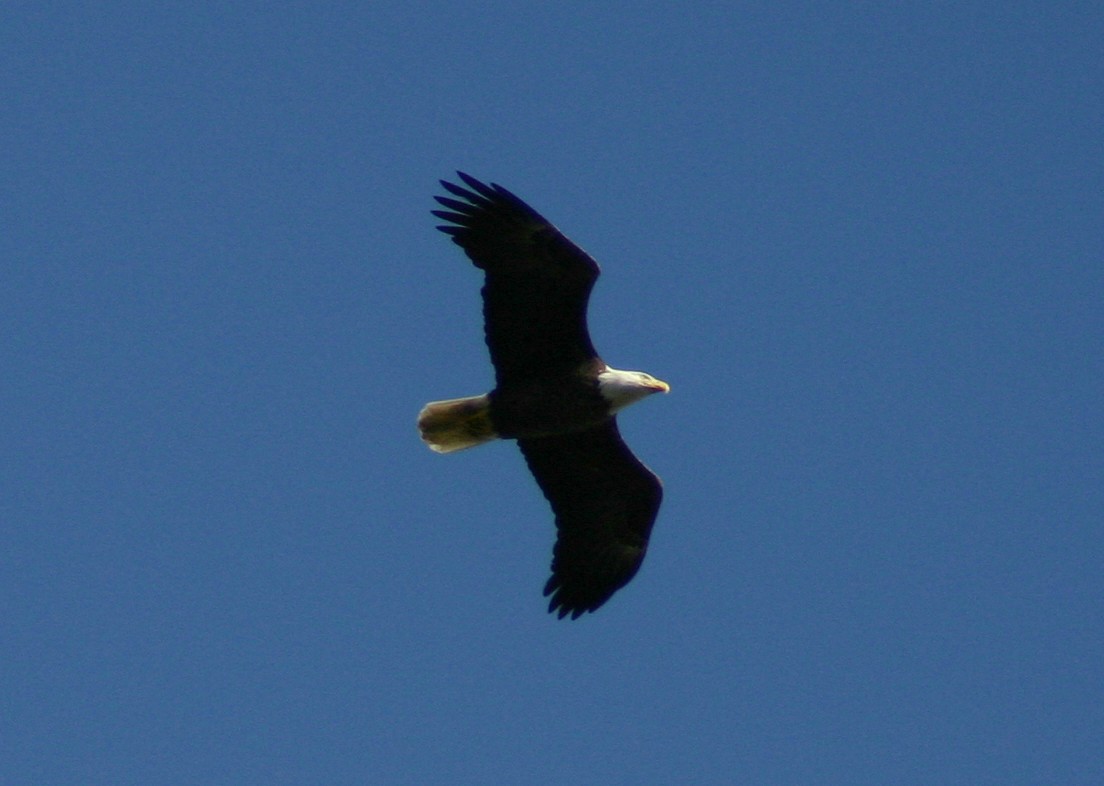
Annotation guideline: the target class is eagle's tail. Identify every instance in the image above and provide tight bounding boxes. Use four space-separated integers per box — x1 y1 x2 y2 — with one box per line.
417 394 498 453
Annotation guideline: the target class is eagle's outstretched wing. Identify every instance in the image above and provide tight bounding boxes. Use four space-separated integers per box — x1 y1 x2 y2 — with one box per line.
433 172 601 385
518 419 662 618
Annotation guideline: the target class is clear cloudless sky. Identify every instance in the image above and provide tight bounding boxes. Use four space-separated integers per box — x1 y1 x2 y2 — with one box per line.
3 3 1102 784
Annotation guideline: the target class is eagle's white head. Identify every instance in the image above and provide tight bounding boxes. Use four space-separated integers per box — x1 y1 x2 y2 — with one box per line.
597 366 670 413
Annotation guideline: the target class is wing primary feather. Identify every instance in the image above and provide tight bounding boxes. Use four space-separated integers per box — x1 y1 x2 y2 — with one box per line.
430 210 471 223
433 196 480 214
487 182 533 211
440 178 493 207
454 172 537 217
441 174 542 224
456 171 500 200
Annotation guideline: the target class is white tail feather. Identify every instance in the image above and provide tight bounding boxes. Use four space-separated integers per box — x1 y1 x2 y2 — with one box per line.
417 394 498 453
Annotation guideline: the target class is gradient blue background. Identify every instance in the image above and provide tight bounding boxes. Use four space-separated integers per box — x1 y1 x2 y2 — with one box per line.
4 4 1102 784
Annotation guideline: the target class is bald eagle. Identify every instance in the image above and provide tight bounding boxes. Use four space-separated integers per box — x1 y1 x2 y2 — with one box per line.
418 173 669 619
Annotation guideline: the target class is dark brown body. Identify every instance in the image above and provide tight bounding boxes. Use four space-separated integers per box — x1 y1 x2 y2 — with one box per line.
488 359 609 439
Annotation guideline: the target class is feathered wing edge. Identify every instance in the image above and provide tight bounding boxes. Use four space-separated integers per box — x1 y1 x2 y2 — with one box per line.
431 172 602 385
518 420 663 619
432 172 538 241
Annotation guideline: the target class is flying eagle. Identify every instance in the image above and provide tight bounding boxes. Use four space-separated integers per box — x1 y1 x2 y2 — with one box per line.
418 173 669 619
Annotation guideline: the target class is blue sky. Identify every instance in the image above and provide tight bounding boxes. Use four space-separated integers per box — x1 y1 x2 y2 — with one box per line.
3 3 1102 784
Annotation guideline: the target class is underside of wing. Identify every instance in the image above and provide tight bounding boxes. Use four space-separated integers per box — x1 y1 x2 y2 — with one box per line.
432 173 602 384
517 419 663 619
